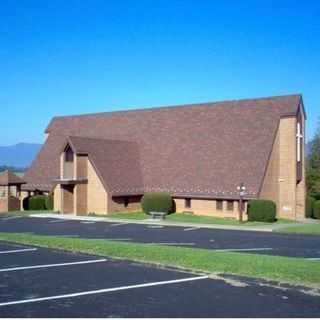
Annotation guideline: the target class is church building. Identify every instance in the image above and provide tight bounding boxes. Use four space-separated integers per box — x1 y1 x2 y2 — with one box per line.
22 94 306 220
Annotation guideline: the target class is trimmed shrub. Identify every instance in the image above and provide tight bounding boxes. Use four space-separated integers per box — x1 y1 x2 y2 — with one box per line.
313 200 320 219
247 199 276 222
306 196 315 218
45 194 54 210
22 196 30 210
141 192 172 215
28 195 47 211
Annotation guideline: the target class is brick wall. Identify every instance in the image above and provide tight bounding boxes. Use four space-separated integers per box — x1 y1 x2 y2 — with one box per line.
53 185 61 212
74 184 87 215
76 155 88 178
8 196 20 211
173 198 246 220
296 109 306 219
108 196 142 213
62 185 74 213
87 159 107 214
0 198 8 212
259 112 306 220
74 155 88 215
260 124 280 214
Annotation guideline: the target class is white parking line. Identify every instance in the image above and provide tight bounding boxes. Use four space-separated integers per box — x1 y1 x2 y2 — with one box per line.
1 216 23 221
306 258 320 261
0 258 107 273
214 247 273 252
148 242 196 246
0 275 208 307
0 248 37 255
54 235 79 237
109 223 129 227
104 238 132 241
148 225 164 229
80 221 96 224
184 227 200 231
49 220 67 223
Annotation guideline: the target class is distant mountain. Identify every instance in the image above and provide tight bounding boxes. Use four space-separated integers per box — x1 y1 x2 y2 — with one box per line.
0 143 42 168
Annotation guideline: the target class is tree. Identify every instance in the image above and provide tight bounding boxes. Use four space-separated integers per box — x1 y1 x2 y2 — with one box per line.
306 119 320 200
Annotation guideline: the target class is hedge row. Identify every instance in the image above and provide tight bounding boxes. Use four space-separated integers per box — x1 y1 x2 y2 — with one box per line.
23 194 53 211
313 200 320 219
141 193 279 222
305 196 320 219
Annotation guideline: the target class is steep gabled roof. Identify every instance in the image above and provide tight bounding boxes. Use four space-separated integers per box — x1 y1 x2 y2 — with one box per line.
24 94 302 198
65 136 143 195
0 170 25 186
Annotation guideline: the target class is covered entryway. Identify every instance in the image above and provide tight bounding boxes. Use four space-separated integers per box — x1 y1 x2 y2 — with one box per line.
61 185 74 214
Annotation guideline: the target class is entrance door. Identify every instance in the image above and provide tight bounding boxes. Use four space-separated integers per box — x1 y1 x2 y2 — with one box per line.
62 185 74 214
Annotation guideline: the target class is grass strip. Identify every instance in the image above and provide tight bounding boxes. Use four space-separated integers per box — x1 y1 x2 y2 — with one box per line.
0 232 319 288
106 212 295 226
276 223 320 235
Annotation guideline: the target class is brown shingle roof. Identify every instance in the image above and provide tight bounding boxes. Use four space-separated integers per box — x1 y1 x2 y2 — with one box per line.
66 136 143 195
0 170 25 186
24 94 302 198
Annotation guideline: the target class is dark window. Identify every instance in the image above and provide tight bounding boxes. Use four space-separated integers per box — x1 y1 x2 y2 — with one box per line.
124 197 129 208
65 146 74 162
227 201 234 211
185 198 191 208
216 200 223 211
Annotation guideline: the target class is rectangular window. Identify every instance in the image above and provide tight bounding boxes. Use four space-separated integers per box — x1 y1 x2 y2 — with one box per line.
65 146 74 163
227 201 234 211
216 200 223 211
185 198 191 208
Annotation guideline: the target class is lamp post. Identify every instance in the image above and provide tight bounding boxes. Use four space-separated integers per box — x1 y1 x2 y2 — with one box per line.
237 183 246 222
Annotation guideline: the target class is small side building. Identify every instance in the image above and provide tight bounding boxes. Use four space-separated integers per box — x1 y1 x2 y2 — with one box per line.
0 171 25 213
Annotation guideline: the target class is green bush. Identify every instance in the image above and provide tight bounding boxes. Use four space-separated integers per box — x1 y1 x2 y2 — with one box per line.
22 196 30 210
23 194 54 211
313 200 320 219
306 196 315 218
45 194 54 210
141 192 172 215
247 199 276 222
28 195 47 211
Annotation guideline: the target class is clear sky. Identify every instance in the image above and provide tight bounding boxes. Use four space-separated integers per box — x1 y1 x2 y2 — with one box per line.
0 0 319 145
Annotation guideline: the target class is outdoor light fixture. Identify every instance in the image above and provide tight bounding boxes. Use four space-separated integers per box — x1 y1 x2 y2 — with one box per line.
237 183 246 222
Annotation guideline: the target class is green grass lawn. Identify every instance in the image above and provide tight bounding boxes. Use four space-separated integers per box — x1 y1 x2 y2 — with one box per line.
277 223 320 235
0 232 319 289
107 211 295 226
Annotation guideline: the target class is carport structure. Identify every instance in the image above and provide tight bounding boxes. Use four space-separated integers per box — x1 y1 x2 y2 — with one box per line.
0 171 25 213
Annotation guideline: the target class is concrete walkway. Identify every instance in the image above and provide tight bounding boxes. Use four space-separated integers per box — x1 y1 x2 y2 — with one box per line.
28 213 309 233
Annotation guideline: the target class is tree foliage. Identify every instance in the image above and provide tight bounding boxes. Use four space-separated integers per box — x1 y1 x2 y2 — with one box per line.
306 119 320 200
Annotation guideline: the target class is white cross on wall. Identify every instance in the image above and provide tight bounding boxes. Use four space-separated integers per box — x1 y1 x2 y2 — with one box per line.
296 122 303 162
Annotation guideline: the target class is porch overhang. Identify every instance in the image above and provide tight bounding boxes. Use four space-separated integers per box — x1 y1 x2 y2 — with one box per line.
53 178 88 185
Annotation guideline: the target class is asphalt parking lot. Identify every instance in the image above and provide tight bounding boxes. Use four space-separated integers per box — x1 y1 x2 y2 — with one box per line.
0 240 319 317
0 216 320 259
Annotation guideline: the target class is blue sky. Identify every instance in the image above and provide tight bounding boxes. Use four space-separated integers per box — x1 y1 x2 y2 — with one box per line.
0 0 319 145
